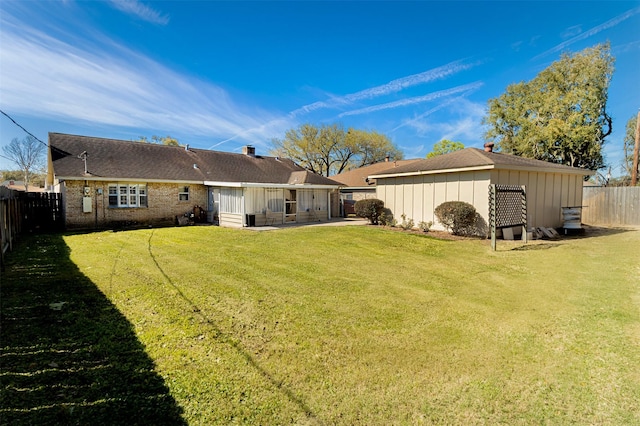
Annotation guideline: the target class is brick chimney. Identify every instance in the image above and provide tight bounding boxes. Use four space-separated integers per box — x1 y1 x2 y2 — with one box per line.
242 145 256 156
484 142 495 152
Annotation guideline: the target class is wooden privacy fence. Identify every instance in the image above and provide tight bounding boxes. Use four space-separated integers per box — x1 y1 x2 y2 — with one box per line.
582 186 640 226
1 188 64 270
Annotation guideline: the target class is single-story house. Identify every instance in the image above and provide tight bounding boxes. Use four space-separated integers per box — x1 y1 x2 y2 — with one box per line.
331 158 422 202
47 133 341 229
369 144 593 235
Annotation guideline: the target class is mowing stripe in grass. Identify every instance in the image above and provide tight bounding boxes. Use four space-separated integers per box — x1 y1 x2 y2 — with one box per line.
42 225 640 424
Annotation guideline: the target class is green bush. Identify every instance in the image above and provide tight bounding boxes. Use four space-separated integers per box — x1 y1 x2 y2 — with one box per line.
434 201 477 235
354 199 385 224
379 208 396 227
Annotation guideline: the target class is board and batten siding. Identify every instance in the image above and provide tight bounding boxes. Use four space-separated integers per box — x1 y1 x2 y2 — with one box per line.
376 170 491 231
489 170 583 229
376 169 584 232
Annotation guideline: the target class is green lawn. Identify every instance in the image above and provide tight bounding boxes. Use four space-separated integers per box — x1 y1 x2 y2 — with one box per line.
2 225 639 425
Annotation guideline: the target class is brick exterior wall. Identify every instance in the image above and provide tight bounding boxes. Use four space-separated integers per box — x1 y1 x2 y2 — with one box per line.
63 180 208 229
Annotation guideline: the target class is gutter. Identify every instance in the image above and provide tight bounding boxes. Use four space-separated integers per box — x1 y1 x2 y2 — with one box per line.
56 176 203 184
370 164 593 179
204 181 339 189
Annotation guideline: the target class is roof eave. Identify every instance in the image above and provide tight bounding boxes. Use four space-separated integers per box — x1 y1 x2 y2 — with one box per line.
370 163 593 179
492 164 594 175
204 181 339 189
56 175 204 184
339 186 376 190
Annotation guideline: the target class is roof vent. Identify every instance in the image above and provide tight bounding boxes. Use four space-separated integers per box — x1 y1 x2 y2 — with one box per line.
193 163 198 169
484 142 495 152
185 144 189 151
243 145 256 156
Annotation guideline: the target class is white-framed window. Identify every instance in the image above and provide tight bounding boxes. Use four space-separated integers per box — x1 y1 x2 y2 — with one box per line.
179 186 190 201
108 184 147 208
220 188 242 213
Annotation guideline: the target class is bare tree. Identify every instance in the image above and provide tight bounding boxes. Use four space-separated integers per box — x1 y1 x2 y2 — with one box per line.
2 136 45 192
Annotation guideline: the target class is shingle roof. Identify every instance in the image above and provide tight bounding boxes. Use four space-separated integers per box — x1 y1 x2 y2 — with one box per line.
331 159 422 187
369 148 593 177
49 133 340 186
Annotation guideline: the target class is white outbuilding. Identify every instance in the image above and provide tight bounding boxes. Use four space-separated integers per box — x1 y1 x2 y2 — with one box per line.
369 145 593 235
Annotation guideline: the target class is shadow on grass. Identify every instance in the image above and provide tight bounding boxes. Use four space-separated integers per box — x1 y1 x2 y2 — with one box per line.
145 230 319 422
562 224 637 239
0 234 186 425
511 243 560 251
507 225 637 251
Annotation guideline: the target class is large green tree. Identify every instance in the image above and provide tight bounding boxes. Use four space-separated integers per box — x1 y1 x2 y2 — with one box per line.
426 139 465 158
271 123 402 176
484 43 614 171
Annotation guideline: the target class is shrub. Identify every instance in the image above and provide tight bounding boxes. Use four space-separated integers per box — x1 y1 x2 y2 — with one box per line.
379 208 396 227
434 201 477 236
399 214 414 230
354 198 385 224
418 221 433 232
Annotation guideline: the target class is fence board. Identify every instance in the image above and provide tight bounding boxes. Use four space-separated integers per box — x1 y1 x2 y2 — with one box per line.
582 187 640 226
0 188 64 270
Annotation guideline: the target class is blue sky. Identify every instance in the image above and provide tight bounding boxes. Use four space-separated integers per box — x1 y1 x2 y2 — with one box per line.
1 1 639 175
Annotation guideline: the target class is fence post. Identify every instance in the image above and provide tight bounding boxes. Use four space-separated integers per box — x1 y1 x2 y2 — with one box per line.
521 185 527 244
489 184 496 251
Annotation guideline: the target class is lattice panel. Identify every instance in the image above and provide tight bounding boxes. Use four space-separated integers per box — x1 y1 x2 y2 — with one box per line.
489 185 526 229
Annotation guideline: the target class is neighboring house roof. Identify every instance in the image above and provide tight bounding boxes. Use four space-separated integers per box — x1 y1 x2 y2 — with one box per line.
331 159 423 187
49 133 340 187
369 148 594 178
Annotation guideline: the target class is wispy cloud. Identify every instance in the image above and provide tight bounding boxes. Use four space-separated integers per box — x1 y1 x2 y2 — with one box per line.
561 25 583 39
343 59 481 102
396 98 486 151
0 13 283 148
392 95 468 133
430 99 486 143
207 117 295 149
614 39 640 54
217 59 484 147
533 6 640 60
107 0 169 25
289 59 482 118
338 82 483 118
399 143 424 159
511 41 524 52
